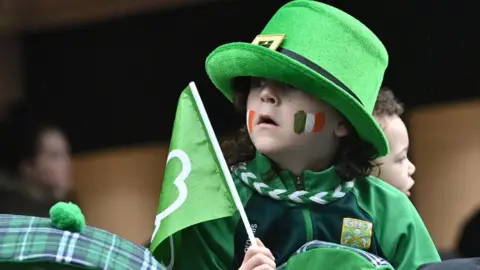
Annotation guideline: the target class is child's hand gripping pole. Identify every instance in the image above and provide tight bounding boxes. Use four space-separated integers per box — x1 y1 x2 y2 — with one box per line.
189 81 257 247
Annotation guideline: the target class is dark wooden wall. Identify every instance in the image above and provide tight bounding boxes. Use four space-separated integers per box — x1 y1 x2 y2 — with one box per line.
7 0 480 154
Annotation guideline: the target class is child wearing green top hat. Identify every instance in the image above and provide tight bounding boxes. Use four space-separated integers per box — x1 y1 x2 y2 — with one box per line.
155 1 440 269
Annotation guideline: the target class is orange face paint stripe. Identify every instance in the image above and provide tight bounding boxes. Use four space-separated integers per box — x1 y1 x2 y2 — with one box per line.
311 112 326 133
247 110 256 133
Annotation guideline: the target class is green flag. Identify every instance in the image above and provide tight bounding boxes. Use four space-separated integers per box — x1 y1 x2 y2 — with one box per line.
150 82 250 267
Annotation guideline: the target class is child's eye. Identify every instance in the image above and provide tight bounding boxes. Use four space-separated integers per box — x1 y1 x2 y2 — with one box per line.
279 83 298 93
250 77 267 88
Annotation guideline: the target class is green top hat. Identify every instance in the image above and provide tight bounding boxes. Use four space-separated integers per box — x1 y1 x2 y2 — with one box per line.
0 202 164 269
206 0 390 157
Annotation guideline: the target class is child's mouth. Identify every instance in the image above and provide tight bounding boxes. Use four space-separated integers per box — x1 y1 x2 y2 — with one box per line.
258 114 278 126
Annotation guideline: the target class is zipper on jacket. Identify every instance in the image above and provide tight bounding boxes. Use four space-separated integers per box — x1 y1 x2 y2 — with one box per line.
295 176 304 190
302 208 314 241
296 175 313 241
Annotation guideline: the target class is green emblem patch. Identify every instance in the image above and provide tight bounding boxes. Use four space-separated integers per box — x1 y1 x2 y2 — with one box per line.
340 217 373 250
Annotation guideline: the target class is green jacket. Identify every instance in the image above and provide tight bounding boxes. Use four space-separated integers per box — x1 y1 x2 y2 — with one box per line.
158 152 440 270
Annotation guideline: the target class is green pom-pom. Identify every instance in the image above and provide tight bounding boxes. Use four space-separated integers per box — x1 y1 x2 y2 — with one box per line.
49 202 86 233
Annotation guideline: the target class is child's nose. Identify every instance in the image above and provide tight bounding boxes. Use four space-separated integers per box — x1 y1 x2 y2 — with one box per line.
408 159 416 176
259 84 280 105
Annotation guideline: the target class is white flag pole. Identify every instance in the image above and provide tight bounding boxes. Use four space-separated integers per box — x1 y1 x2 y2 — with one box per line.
189 81 257 247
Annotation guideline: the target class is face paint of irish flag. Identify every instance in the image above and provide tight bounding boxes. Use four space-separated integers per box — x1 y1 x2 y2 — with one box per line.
294 110 326 134
247 110 256 133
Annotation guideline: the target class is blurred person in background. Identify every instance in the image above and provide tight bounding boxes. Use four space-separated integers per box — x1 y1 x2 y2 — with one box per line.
371 87 415 197
0 112 73 216
16 120 72 200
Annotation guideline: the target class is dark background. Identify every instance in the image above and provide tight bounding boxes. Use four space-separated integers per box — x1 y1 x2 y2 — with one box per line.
12 0 479 154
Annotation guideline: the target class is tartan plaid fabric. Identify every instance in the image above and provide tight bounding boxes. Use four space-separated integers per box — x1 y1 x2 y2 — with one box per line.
277 240 394 269
0 214 165 270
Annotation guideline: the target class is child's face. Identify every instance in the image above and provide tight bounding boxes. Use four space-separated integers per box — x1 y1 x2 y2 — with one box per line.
245 77 348 173
23 129 72 199
373 115 415 196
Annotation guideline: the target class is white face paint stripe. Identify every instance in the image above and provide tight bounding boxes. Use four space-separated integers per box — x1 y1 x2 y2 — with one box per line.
305 113 315 133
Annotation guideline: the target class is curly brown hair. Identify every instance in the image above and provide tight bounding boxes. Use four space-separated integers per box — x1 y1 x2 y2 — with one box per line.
373 87 404 117
221 77 378 181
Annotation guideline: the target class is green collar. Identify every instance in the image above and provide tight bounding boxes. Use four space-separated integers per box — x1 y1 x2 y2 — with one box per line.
233 152 355 205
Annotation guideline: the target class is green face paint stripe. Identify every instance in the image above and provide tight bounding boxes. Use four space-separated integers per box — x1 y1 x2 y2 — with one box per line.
294 110 307 134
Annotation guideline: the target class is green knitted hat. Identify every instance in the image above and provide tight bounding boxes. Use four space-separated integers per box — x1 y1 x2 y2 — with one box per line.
206 0 390 157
